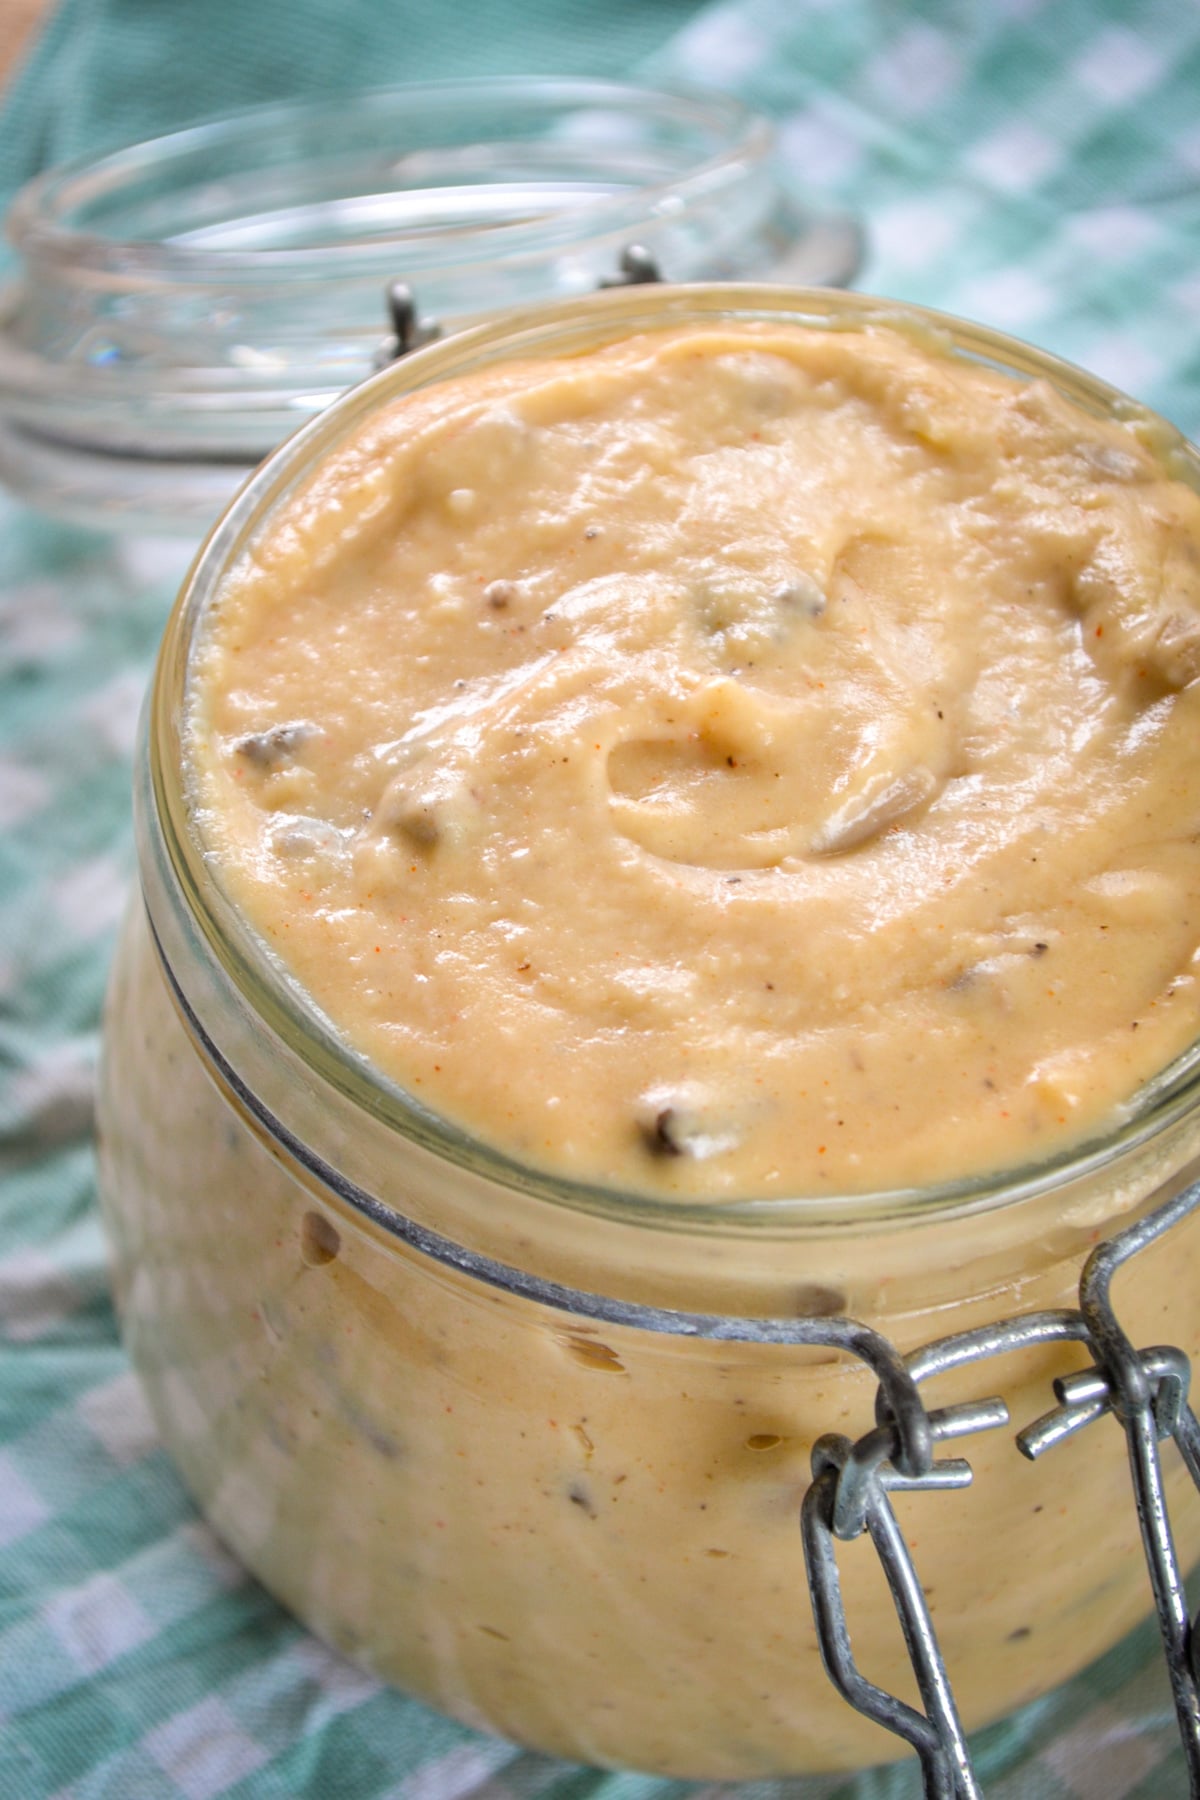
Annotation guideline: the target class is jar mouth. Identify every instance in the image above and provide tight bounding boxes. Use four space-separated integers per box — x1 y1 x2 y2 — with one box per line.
9 78 770 280
0 78 860 533
149 280 1200 1239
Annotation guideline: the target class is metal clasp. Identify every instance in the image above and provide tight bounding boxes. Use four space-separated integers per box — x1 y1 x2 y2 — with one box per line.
597 244 662 288
802 1177 1200 1797
378 245 664 368
379 281 443 365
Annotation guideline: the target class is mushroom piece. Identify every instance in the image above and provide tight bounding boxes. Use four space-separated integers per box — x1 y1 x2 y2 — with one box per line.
233 720 318 769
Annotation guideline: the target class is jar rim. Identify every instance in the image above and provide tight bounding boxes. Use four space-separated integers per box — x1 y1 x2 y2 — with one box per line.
0 77 865 532
148 280 1200 1239
7 77 770 280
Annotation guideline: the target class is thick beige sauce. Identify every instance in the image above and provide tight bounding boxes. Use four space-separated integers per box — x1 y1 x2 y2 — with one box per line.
190 321 1200 1197
100 315 1200 1778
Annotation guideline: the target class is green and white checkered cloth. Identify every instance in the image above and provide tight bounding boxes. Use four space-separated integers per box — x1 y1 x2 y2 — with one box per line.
4 1 1200 1794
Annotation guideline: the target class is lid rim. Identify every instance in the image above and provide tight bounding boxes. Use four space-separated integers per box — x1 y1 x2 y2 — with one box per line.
7 76 774 285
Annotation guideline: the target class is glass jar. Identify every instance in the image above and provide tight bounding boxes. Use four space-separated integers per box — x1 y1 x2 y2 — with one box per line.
0 78 859 538
96 284 1200 1780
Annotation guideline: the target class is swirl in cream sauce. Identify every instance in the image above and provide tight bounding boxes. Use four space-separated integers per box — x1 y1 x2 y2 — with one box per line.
189 322 1200 1197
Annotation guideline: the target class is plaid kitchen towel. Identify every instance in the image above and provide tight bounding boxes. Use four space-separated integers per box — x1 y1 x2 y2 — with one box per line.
3 0 1200 1795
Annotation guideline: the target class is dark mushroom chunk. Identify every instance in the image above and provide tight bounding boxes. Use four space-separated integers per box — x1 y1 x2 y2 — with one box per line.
774 575 827 619
376 768 479 853
794 1283 847 1319
643 1105 686 1158
635 1088 741 1161
388 796 443 848
233 720 318 768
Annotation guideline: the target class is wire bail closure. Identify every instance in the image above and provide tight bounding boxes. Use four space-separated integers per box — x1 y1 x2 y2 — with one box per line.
379 247 664 366
803 1176 1200 1798
381 281 444 363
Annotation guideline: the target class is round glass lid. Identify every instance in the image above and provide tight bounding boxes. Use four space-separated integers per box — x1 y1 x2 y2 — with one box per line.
0 78 862 532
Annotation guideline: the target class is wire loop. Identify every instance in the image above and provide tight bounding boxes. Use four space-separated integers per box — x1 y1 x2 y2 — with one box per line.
802 1176 1200 1797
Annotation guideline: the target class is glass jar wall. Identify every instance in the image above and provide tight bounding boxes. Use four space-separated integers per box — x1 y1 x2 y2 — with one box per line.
97 285 1200 1778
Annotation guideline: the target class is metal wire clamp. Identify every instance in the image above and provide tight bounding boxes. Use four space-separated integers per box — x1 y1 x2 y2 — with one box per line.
802 1175 1200 1797
378 247 664 367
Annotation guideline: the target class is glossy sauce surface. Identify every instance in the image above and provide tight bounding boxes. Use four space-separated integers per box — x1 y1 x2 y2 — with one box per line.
190 321 1200 1195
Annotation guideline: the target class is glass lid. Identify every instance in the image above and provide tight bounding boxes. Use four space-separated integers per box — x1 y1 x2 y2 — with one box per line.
0 77 862 534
